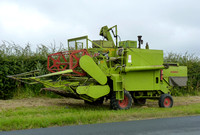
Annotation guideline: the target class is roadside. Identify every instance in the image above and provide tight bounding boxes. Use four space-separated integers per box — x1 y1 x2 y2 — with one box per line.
1 96 200 131
1 96 200 111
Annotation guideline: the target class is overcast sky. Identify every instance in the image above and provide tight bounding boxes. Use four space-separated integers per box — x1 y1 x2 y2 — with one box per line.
0 0 199 56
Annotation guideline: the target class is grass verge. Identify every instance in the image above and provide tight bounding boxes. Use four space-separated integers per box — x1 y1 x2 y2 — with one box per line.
0 100 200 131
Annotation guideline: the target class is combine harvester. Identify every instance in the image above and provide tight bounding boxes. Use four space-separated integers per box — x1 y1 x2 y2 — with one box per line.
8 25 187 110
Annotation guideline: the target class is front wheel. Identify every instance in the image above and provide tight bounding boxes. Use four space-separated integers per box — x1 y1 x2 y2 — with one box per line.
159 94 173 108
110 90 133 110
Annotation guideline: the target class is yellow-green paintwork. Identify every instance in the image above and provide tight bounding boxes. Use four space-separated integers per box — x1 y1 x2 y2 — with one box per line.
111 74 124 100
119 40 137 48
31 69 73 79
163 66 187 77
79 55 107 85
97 59 110 76
125 48 163 67
76 85 110 99
124 65 165 72
99 26 115 45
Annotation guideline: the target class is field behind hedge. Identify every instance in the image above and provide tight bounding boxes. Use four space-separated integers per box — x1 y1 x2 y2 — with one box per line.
0 42 199 99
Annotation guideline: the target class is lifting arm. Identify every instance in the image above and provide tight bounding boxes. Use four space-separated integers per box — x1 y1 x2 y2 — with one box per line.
99 25 118 47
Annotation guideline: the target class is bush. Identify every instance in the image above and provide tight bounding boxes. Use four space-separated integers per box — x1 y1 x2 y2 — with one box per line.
0 41 66 99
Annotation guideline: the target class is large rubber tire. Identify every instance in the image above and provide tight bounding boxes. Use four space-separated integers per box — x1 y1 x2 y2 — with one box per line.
159 94 173 108
134 98 146 105
84 97 104 106
110 90 133 110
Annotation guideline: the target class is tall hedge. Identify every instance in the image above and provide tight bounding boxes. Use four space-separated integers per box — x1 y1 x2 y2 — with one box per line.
0 42 65 99
0 42 199 99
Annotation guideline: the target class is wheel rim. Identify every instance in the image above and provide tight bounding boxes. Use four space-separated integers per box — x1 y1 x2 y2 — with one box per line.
164 97 171 107
118 96 129 108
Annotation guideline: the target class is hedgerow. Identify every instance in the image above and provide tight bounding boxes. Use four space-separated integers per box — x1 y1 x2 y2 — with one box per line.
0 41 199 99
0 41 66 99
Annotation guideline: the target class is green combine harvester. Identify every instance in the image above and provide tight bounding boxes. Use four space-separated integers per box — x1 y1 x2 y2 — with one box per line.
8 25 187 110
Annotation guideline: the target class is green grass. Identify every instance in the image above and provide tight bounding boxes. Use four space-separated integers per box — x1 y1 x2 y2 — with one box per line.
1 103 200 131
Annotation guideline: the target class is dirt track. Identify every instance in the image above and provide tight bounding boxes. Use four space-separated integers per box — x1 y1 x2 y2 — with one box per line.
0 96 200 111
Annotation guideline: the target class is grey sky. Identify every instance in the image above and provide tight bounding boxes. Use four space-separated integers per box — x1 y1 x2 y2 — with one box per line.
0 0 199 56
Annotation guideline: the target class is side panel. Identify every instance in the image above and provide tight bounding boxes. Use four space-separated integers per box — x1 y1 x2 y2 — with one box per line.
125 49 163 67
163 66 187 77
122 70 161 91
76 85 110 99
